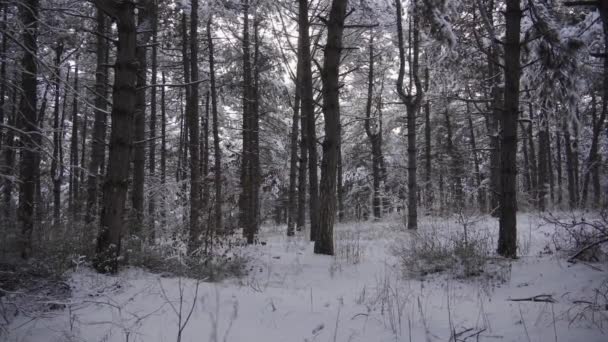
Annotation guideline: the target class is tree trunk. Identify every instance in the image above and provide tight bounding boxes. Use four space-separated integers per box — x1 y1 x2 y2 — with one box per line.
526 95 538 205
467 105 485 212
17 0 39 259
187 0 203 252
564 119 576 209
537 104 549 211
69 60 79 221
424 68 432 210
395 0 422 230
287 64 301 236
364 33 382 220
85 10 109 227
298 0 320 241
94 0 138 273
444 107 463 206
3 83 18 223
160 71 167 222
337 122 344 222
0 2 6 153
315 0 348 255
583 92 606 207
556 128 563 205
296 94 308 230
208 17 223 234
497 0 520 259
148 1 158 239
51 43 64 229
132 1 152 234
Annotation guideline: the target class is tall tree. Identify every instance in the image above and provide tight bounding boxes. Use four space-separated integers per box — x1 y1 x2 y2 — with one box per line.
85 10 109 226
69 60 80 220
395 0 423 230
94 0 138 273
148 0 159 238
497 0 521 258
208 16 223 233
132 0 153 233
287 62 301 236
315 0 349 255
297 0 320 241
364 33 385 220
17 0 40 259
187 0 203 251
51 42 64 228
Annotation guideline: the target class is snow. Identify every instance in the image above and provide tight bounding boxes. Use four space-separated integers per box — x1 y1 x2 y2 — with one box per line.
5 213 607 342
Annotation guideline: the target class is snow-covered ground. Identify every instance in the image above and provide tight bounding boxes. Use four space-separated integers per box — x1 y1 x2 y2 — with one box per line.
5 212 607 342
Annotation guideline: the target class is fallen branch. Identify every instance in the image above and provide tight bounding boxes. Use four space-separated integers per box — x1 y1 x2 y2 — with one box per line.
508 294 557 303
568 237 608 263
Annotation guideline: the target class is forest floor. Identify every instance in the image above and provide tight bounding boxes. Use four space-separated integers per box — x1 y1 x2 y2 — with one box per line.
3 212 608 342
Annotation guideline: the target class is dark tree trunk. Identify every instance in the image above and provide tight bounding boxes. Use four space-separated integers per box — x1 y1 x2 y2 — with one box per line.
148 1 158 239
0 2 6 152
208 17 223 234
297 0 320 241
537 105 549 211
444 107 463 206
467 105 485 212
337 122 344 222
160 72 167 221
564 120 577 209
17 0 39 259
85 10 109 227
520 120 531 194
240 0 261 244
296 94 308 230
3 84 18 223
187 0 203 251
94 0 138 273
69 60 79 221
395 0 423 230
583 92 606 207
424 68 432 210
132 1 152 234
315 0 349 255
497 0 520 259
287 64 301 236
488 83 502 216
51 43 64 228
526 96 538 205
556 128 563 205
364 34 383 220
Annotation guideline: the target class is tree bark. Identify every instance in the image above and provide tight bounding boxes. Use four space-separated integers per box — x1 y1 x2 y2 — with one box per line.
17 0 39 259
132 1 152 234
582 92 606 206
315 0 348 255
69 60 79 221
160 71 167 222
187 0 203 251
51 43 64 229
424 68 432 210
148 0 158 239
208 16 223 234
296 0 320 241
364 33 383 220
497 0 520 259
467 104 485 212
85 11 109 227
395 0 423 230
287 64 301 236
94 0 138 273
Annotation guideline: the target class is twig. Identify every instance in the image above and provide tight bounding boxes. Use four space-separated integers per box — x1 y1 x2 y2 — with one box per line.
509 294 557 303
